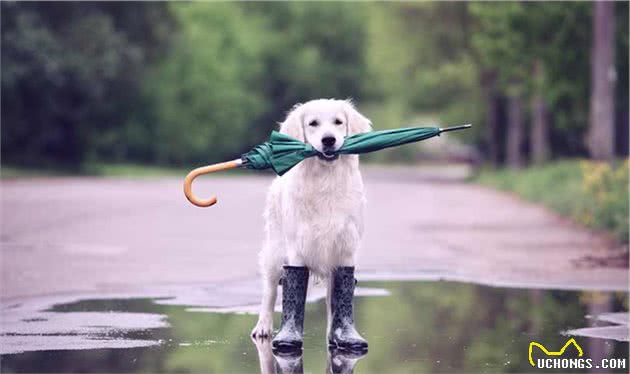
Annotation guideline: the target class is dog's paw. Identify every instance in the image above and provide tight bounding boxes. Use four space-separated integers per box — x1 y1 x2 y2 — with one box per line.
251 317 273 339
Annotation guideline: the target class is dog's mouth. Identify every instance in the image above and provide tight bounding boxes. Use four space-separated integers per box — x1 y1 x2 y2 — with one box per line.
317 152 339 162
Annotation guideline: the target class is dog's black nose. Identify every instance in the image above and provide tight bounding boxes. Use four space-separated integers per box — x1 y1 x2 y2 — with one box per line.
322 136 336 147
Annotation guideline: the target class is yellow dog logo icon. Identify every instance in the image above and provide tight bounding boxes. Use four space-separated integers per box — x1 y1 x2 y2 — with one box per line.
528 338 583 367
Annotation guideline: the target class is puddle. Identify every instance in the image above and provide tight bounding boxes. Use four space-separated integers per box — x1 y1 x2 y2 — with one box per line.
1 281 628 373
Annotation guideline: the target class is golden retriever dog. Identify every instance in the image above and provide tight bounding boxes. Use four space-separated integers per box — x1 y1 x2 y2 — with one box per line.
252 99 371 352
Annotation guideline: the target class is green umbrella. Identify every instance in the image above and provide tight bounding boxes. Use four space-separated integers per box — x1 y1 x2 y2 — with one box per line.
184 124 471 207
243 124 471 176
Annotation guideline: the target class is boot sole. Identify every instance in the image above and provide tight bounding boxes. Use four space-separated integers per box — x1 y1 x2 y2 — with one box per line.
272 340 303 353
328 339 368 353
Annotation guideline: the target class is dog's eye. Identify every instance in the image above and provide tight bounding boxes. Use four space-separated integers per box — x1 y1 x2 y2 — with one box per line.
334 118 343 125
308 120 319 127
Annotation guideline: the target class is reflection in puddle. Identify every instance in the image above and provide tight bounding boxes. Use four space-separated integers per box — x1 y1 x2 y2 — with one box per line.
1 298 168 354
253 339 366 374
1 281 628 373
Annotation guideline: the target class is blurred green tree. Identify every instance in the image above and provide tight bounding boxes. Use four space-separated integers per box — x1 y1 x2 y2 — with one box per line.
1 2 627 169
139 3 268 165
1 2 174 169
588 2 616 161
469 2 628 166
137 2 372 165
243 2 372 148
360 2 484 163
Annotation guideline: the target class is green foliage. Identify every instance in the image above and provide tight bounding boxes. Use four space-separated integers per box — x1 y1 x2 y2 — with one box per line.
142 3 268 164
475 159 629 243
1 2 628 168
468 2 629 157
1 2 174 169
470 2 528 84
133 2 373 165
243 2 372 144
360 2 484 162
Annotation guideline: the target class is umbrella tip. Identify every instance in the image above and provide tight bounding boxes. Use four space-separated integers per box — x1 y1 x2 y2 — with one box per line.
440 124 473 133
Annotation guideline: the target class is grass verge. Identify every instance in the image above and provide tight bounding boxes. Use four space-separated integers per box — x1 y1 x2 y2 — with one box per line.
474 159 628 244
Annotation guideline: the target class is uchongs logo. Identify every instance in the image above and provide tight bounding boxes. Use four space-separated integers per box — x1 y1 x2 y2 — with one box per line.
529 338 627 370
528 338 583 367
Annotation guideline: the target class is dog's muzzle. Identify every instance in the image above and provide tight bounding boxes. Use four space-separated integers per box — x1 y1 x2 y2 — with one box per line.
317 150 339 162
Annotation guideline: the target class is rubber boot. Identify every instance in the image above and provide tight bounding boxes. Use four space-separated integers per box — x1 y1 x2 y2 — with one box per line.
272 266 309 352
327 348 367 374
274 350 304 374
328 267 368 351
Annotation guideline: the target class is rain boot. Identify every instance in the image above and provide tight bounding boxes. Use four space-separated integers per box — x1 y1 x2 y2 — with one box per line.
272 266 309 352
327 348 367 374
328 266 368 351
274 350 304 374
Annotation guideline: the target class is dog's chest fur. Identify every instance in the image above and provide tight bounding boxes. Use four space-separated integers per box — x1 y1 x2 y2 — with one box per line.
278 157 365 274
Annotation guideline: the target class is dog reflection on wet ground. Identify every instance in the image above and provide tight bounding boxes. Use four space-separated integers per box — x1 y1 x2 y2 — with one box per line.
252 338 366 374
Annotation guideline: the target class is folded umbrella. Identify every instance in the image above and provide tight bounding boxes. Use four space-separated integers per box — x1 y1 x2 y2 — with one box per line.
184 124 471 207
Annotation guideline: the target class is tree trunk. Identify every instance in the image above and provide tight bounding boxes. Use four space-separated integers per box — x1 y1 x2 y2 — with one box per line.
588 1 616 160
531 60 550 164
507 93 524 169
481 70 500 166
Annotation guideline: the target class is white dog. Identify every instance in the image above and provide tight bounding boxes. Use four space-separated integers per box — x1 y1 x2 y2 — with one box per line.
251 99 371 351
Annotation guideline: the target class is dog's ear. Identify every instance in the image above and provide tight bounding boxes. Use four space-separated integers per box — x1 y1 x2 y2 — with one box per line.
279 103 305 141
344 100 372 135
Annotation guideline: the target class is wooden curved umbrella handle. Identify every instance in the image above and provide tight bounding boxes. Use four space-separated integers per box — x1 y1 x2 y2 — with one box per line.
183 159 242 207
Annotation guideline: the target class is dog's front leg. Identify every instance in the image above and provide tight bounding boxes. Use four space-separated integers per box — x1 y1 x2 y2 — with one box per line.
252 272 280 339
252 337 274 374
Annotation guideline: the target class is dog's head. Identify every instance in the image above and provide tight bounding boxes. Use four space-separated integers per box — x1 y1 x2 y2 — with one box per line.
279 99 372 162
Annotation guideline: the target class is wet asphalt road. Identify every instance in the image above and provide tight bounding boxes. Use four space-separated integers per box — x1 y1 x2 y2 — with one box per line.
1 166 627 301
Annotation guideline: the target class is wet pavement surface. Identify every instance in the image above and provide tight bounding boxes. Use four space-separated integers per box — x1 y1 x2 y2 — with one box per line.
1 280 628 373
2 173 627 301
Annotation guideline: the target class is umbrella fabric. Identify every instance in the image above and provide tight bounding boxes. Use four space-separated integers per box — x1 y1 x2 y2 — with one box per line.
336 126 441 155
243 133 319 175
242 125 468 176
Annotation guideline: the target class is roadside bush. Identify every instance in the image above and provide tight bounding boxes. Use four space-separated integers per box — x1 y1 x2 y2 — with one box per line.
578 160 629 242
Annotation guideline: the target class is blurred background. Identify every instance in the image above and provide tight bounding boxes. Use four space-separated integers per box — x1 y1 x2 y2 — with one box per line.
1 1 628 243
